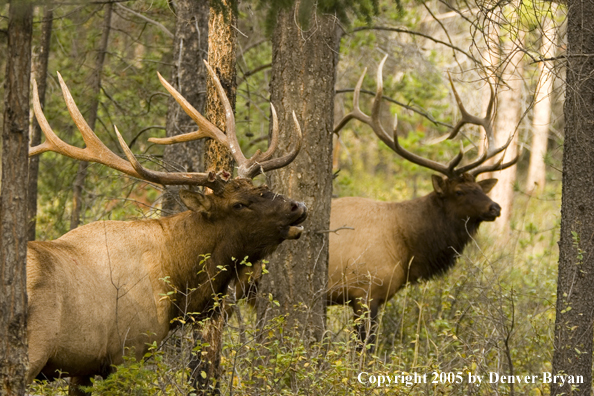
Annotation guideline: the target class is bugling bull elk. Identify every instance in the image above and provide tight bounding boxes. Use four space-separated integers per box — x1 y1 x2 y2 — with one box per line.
328 56 518 348
26 60 306 394
232 56 519 351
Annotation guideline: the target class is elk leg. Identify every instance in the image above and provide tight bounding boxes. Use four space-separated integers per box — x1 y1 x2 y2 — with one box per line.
366 302 380 353
68 375 93 396
352 299 380 352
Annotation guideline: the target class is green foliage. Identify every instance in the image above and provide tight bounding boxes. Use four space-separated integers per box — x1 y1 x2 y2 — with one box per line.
86 344 195 395
30 2 174 239
26 178 561 395
255 0 379 36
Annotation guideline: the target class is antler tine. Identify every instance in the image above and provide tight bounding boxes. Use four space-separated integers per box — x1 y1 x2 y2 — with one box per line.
376 57 458 177
371 55 396 148
31 72 235 190
241 111 303 179
148 72 229 146
446 142 465 173
468 149 521 177
455 130 515 175
252 103 279 163
150 61 300 180
201 60 249 169
334 55 458 177
114 125 230 191
333 66 372 135
30 73 142 179
446 74 514 177
202 60 298 179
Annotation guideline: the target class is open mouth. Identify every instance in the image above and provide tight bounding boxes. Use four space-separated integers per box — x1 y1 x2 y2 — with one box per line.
482 213 500 222
284 206 308 239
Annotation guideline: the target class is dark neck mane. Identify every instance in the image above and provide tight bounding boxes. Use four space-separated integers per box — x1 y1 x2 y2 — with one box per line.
403 194 481 282
164 211 275 322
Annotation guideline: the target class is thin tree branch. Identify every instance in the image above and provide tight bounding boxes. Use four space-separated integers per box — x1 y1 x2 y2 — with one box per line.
351 25 479 64
335 88 453 128
115 3 173 38
237 38 267 59
237 63 272 85
316 226 355 234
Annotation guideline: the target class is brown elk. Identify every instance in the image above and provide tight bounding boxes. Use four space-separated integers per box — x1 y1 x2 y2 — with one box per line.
328 56 518 349
231 57 518 351
26 61 306 394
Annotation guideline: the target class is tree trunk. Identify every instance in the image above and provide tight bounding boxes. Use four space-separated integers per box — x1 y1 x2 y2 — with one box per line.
551 0 594 393
256 5 339 346
488 32 524 234
69 2 113 230
203 2 236 173
0 1 33 394
526 9 556 193
190 2 236 394
161 0 209 215
28 7 53 241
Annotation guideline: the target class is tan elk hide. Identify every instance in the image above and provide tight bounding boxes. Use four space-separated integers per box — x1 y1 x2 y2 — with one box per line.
26 60 306 393
329 56 518 349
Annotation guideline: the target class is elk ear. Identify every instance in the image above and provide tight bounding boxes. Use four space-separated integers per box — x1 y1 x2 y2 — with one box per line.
478 178 498 194
179 190 212 213
432 175 446 196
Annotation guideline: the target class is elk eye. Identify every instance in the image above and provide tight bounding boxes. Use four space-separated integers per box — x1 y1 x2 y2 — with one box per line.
456 190 464 196
233 203 245 210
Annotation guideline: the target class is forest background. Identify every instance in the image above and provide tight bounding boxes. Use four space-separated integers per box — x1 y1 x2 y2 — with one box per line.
0 0 573 394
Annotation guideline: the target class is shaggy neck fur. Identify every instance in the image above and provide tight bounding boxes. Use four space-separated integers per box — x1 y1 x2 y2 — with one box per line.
397 193 481 282
158 211 277 322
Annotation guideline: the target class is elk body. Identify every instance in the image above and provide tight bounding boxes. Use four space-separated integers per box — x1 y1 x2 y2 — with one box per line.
328 56 518 348
26 61 306 394
327 175 499 346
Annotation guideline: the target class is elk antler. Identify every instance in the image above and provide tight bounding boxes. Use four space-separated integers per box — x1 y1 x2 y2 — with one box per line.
30 62 302 192
149 60 302 179
334 55 519 178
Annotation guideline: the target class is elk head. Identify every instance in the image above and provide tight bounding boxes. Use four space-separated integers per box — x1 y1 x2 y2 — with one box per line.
30 60 306 242
334 56 519 224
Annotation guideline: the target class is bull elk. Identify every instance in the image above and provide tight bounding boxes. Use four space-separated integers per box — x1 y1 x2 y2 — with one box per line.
329 56 519 349
26 60 306 394
231 56 519 352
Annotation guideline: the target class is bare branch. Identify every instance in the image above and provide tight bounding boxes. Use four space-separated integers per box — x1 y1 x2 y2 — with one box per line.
351 25 479 65
115 3 173 39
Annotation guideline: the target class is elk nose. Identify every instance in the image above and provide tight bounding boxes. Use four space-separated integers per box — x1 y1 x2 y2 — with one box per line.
290 201 308 223
489 202 501 217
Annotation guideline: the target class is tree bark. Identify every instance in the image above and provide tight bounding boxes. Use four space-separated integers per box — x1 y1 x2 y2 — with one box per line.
190 2 236 394
256 5 339 346
161 0 209 214
0 1 33 394
551 0 594 393
28 7 53 241
526 10 556 193
69 2 113 230
203 2 236 173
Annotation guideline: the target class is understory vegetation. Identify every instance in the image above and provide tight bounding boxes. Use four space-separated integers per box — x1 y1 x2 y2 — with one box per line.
30 173 561 396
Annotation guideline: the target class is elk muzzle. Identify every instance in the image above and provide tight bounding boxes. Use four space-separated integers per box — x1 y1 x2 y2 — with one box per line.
483 202 501 221
284 201 307 239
